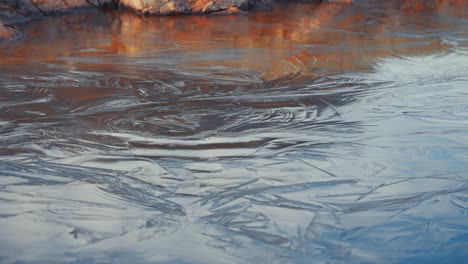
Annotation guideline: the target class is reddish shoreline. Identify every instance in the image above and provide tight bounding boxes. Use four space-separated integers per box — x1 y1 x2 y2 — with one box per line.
0 0 465 42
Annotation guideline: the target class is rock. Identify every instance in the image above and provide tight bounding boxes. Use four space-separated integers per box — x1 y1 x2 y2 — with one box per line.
119 0 272 15
6 0 114 15
202 1 223 13
0 5 31 25
196 0 248 13
232 0 252 11
0 0 328 17
0 19 20 41
214 5 243 14
120 0 190 15
3 0 462 23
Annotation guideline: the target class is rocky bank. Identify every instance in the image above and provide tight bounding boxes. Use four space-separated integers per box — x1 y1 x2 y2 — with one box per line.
0 0 465 42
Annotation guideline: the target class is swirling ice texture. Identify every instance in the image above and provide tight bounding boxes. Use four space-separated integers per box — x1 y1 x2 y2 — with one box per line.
1 49 468 263
1 5 468 264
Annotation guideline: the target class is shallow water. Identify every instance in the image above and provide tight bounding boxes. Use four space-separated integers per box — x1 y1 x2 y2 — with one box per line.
1 1 468 263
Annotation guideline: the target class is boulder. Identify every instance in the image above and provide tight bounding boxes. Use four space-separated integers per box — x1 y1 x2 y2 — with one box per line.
4 0 114 15
118 0 273 15
0 0 352 17
192 0 253 12
119 0 191 15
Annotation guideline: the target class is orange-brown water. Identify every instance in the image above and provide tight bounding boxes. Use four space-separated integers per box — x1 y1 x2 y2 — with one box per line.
3 2 465 77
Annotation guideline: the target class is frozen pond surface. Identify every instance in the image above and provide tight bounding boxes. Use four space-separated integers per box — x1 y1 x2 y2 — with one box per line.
0 1 468 263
